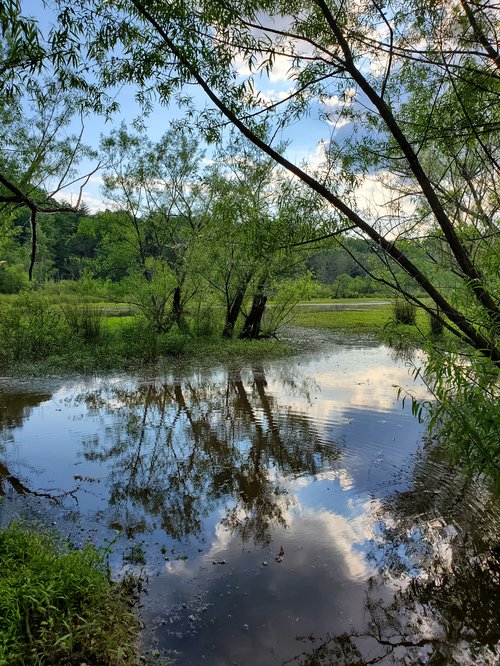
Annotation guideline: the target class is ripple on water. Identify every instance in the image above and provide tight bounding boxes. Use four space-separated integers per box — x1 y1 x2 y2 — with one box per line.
0 342 498 665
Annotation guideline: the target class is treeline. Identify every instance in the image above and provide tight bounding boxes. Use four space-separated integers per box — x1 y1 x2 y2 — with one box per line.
1 208 393 300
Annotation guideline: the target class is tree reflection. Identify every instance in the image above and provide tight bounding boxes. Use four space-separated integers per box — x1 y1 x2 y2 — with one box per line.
0 391 50 495
286 444 500 665
80 365 341 544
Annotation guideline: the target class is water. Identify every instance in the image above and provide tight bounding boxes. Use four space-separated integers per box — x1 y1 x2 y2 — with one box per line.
0 340 499 665
294 300 389 312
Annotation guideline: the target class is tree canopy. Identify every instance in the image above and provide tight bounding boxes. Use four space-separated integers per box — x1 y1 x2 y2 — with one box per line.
4 0 494 361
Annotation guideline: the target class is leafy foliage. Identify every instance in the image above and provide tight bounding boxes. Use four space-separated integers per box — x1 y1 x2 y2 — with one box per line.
0 522 139 665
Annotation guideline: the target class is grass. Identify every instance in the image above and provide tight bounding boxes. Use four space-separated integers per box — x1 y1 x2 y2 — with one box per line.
0 522 140 666
294 307 390 333
0 293 438 376
0 318 294 376
294 303 434 346
295 296 389 304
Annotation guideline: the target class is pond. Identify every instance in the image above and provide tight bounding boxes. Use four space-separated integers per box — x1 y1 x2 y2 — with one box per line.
0 337 499 665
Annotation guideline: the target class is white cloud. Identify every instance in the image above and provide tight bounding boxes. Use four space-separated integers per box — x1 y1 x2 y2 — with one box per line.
234 51 294 84
258 88 293 106
52 190 106 213
321 88 356 111
324 116 351 130
354 172 417 225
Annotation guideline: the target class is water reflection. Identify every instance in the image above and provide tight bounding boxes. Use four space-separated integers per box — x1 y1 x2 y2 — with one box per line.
0 345 498 664
286 447 500 665
0 389 51 496
77 365 341 544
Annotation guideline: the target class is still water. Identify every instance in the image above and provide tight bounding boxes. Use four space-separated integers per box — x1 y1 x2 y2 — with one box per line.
0 339 499 665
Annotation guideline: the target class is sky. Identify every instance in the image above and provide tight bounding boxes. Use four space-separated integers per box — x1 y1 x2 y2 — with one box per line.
22 0 395 217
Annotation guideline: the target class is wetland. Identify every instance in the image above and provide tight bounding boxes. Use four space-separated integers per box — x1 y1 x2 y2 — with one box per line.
1 334 499 665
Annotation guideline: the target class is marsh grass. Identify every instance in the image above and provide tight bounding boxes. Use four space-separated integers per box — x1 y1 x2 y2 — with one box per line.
293 307 392 334
392 299 417 325
294 304 435 351
62 302 103 343
0 522 140 665
1 293 400 374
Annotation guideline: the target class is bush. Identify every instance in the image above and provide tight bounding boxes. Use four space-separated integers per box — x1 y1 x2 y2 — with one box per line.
264 274 317 336
191 302 219 337
117 317 161 362
392 299 417 325
428 307 444 336
0 292 70 362
0 264 28 294
0 522 139 665
62 302 103 343
416 347 500 489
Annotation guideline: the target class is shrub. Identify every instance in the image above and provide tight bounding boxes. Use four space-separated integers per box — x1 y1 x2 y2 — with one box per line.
428 307 444 336
414 347 500 489
0 264 28 294
0 292 70 362
191 302 219 337
392 299 417 325
62 302 103 343
118 317 161 362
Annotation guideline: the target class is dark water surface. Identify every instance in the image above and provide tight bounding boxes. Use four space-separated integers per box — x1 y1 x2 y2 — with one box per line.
0 340 499 665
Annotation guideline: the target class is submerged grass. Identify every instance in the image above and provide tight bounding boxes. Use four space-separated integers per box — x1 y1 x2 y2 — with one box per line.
0 522 140 666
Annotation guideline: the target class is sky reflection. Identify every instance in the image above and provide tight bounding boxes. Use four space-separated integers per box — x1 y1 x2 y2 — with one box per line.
2 344 497 663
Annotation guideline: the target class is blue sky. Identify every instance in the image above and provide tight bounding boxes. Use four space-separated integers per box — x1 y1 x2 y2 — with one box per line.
23 1 391 215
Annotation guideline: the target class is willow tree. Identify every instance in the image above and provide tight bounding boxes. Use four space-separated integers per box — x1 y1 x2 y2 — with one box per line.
59 0 499 363
0 1 104 278
5 1 499 472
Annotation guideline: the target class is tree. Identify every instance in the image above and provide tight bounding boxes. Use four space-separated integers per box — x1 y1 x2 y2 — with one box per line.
64 0 498 363
0 78 99 278
93 124 214 331
197 134 317 338
0 0 106 279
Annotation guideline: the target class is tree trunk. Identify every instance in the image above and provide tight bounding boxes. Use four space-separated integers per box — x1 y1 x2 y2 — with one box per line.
172 285 189 332
240 282 267 339
222 284 247 338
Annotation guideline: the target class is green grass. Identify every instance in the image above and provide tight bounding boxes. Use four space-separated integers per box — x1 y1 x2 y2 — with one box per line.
294 303 433 344
102 315 136 331
294 306 392 333
0 317 294 375
173 335 294 362
296 296 390 304
0 522 140 666
0 294 440 375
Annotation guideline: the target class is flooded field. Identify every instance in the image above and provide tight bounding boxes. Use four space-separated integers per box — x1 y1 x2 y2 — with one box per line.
1 339 499 665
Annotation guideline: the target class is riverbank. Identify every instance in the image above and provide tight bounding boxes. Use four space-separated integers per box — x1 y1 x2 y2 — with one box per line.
0 523 140 665
0 296 431 376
